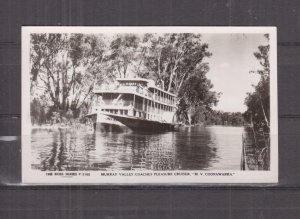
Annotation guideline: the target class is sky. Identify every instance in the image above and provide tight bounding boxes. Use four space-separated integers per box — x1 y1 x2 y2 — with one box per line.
201 33 268 113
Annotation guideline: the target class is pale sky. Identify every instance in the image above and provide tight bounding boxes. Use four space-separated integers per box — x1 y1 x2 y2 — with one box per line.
201 34 268 113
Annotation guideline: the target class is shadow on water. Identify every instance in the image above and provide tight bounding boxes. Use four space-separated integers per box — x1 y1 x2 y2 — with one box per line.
174 126 217 170
40 129 69 171
31 125 243 171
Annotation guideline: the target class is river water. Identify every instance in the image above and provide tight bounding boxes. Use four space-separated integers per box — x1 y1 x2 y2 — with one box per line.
31 126 244 171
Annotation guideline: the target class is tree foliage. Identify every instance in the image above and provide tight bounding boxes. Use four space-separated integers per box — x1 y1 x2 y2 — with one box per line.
244 34 270 131
136 34 212 93
108 34 140 78
30 33 113 122
177 65 220 124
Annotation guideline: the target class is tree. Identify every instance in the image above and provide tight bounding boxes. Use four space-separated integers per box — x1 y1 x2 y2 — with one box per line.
136 34 171 88
177 65 220 125
139 33 212 94
30 98 46 125
31 34 82 113
108 34 140 78
244 34 270 131
30 33 111 120
203 111 244 126
165 34 212 94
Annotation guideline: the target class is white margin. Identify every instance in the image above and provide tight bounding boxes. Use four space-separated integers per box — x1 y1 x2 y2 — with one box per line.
21 26 278 184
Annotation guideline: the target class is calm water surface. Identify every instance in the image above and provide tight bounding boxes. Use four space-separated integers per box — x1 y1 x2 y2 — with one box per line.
31 126 243 171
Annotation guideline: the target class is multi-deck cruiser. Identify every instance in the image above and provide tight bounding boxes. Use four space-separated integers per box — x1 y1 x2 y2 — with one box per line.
87 78 177 132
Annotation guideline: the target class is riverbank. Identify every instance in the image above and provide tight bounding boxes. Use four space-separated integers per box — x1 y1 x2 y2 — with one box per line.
241 126 270 170
31 123 93 131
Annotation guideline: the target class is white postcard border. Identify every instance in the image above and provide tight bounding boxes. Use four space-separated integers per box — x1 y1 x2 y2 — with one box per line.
22 26 278 184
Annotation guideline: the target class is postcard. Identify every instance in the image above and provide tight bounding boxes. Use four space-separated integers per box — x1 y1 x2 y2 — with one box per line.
22 27 278 184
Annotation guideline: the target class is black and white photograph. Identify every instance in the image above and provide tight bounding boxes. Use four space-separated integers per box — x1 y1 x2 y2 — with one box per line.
22 27 277 184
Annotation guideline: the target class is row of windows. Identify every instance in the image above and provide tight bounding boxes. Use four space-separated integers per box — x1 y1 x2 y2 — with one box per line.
101 109 128 116
100 109 171 121
119 84 176 105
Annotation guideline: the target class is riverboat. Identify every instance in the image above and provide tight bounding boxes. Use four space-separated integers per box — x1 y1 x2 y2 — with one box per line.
87 78 177 132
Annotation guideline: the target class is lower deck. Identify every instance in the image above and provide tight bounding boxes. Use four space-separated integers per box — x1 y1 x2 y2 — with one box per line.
102 112 175 132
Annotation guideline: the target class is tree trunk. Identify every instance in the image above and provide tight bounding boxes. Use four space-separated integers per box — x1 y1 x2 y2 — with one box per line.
259 96 270 128
168 66 177 92
187 110 192 125
176 71 188 94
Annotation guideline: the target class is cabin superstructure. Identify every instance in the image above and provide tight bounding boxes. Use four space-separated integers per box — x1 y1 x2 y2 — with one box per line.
90 78 177 131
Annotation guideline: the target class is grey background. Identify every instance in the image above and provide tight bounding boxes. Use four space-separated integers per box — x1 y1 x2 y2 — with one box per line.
0 0 300 218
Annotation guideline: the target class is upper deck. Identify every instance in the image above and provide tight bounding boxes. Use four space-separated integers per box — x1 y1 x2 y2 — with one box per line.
94 78 176 107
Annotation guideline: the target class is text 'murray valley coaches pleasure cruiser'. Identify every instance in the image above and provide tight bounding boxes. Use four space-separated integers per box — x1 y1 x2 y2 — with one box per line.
87 78 177 132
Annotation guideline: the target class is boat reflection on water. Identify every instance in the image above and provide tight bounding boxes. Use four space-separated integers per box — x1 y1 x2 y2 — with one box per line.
31 126 243 171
